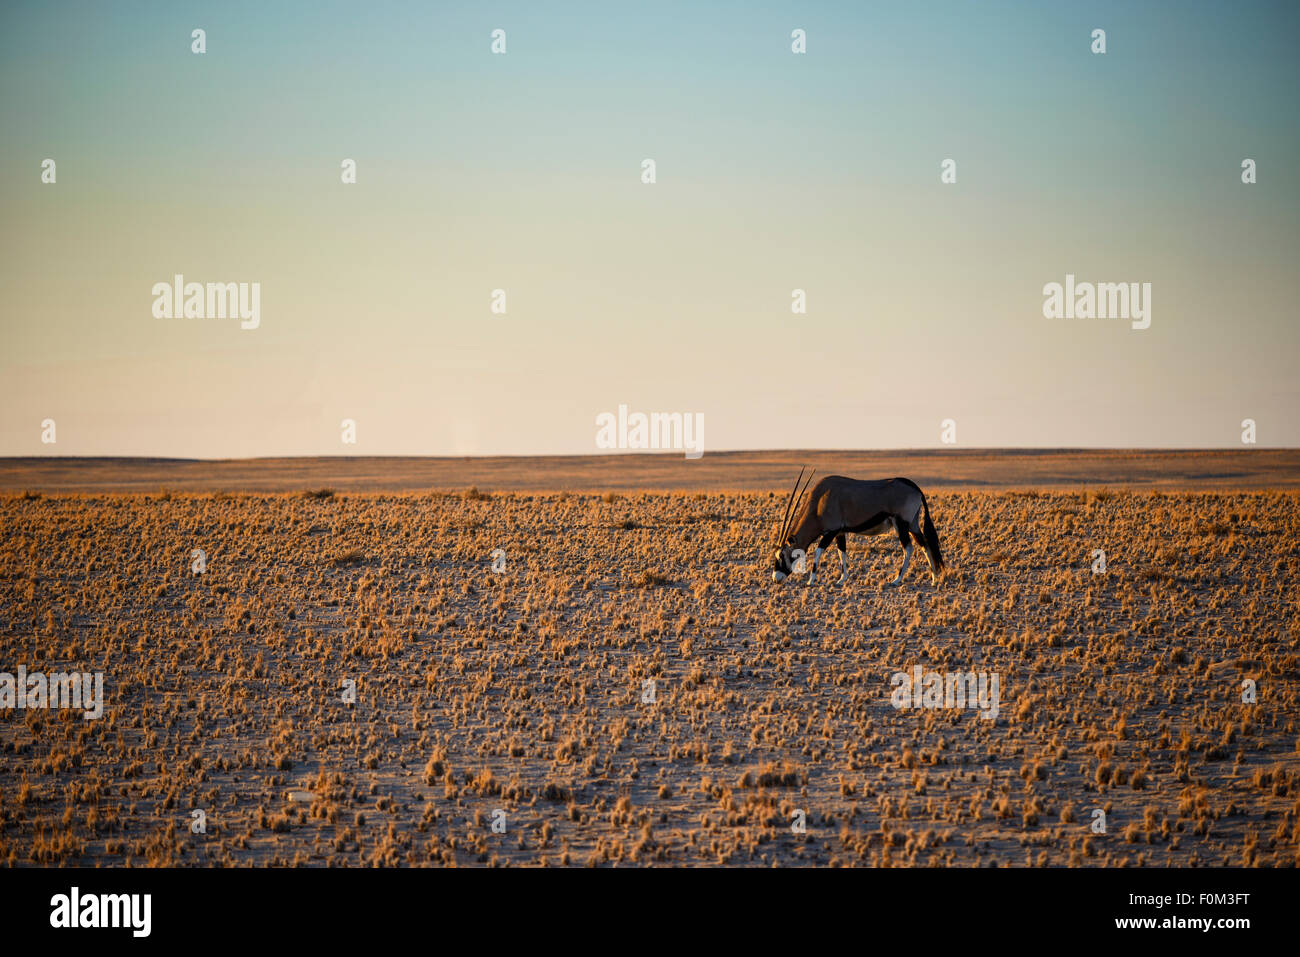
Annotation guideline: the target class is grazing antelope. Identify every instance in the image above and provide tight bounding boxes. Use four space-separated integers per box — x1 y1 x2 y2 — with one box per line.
770 468 944 586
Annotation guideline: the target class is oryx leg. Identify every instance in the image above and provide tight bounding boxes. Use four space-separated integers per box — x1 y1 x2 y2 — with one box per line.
836 533 848 583
888 517 912 587
808 531 837 586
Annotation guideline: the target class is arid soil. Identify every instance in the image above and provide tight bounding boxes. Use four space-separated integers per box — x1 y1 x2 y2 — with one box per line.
3 448 1299 494
1 468 1297 866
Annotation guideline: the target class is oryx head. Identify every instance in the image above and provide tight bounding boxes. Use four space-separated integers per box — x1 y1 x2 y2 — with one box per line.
771 542 797 581
771 467 814 582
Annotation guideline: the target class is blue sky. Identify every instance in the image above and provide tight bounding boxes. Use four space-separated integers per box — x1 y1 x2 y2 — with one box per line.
2 1 1297 455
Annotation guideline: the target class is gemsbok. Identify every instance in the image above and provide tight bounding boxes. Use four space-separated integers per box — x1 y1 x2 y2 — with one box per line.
770 468 944 586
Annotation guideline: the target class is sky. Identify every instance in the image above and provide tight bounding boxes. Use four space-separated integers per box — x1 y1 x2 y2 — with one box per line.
1 0 1297 457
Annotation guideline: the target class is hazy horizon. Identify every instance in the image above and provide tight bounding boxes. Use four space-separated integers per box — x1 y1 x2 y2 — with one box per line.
3 0 1298 457
3 444 1298 462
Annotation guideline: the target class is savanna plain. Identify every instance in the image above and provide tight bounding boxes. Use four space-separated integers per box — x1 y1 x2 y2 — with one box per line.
1 451 1297 867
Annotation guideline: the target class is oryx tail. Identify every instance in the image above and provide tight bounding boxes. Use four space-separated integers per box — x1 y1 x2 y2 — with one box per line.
919 490 944 572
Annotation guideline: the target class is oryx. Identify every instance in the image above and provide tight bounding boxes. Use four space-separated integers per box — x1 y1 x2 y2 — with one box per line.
770 468 944 586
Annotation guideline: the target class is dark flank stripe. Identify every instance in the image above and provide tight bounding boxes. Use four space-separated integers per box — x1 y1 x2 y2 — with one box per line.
842 511 890 534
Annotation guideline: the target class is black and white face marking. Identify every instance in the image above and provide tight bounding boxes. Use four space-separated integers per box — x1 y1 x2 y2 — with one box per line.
771 546 792 582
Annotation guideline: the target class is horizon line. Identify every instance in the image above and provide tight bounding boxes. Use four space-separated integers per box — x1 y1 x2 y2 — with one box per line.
0 446 1293 463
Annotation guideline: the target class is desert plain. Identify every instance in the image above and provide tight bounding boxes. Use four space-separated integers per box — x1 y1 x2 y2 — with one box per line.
1 450 1297 866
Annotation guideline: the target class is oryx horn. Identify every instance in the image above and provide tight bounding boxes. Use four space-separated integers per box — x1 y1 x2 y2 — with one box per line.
777 467 815 545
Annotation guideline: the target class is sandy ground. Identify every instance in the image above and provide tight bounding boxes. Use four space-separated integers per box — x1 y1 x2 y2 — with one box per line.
3 448 1300 493
0 454 1297 866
